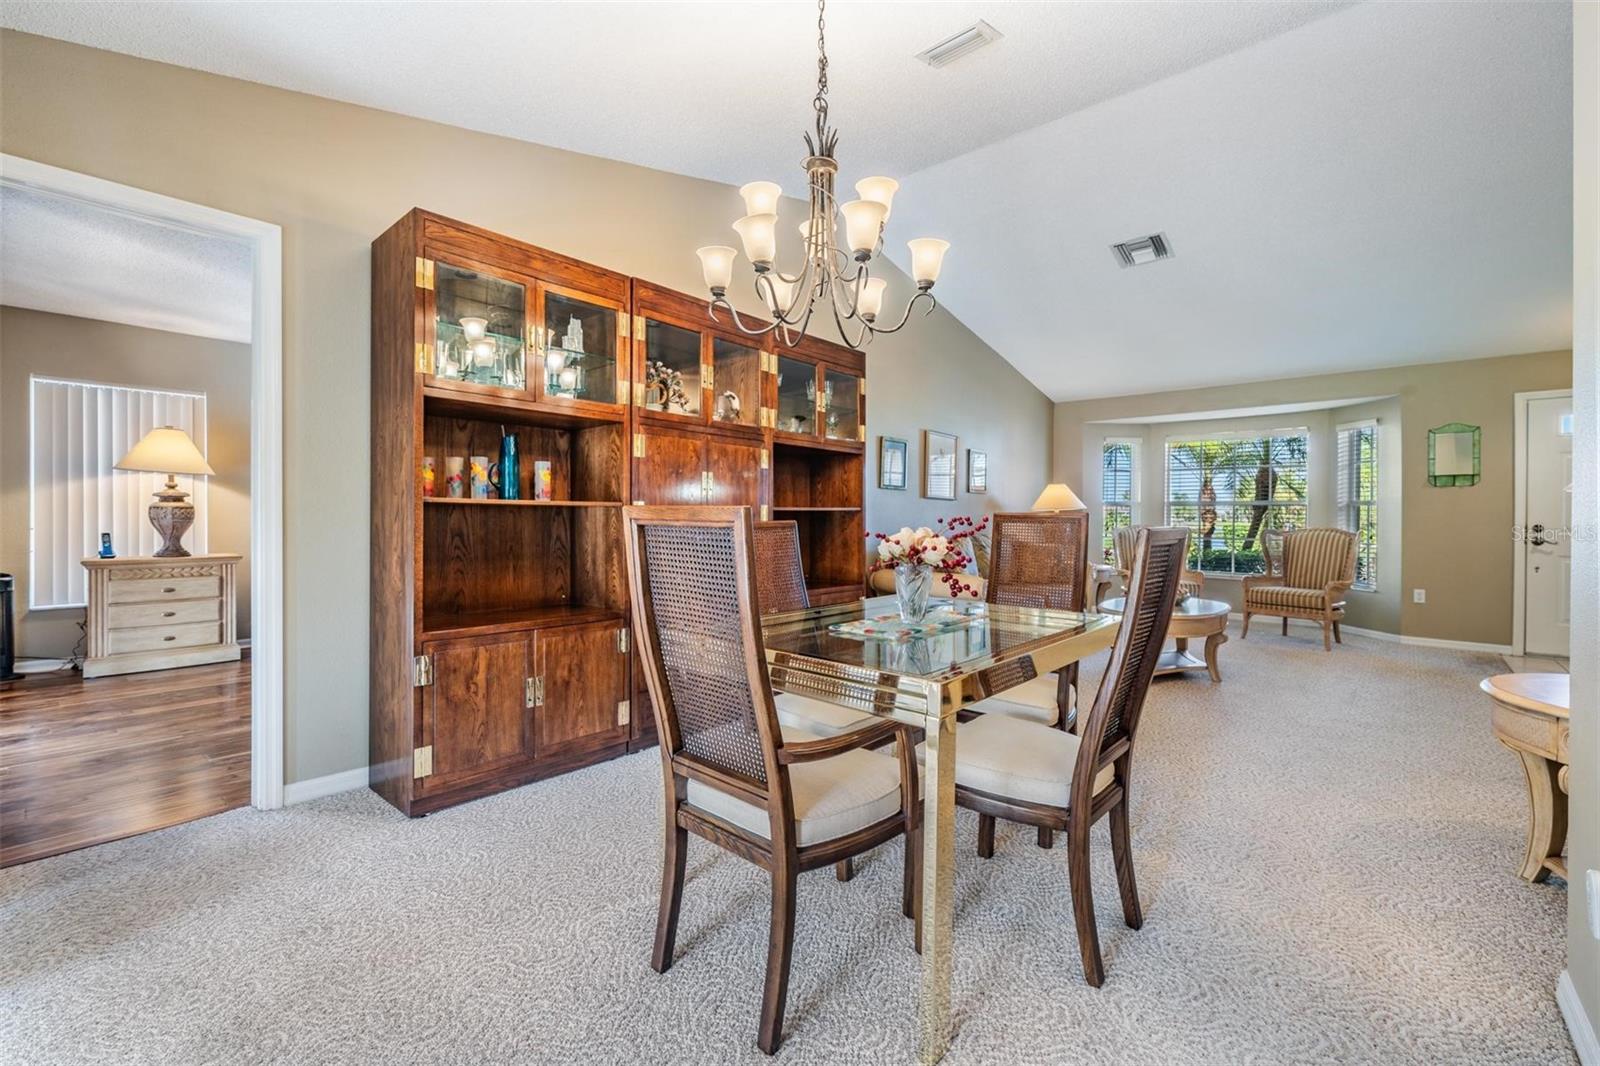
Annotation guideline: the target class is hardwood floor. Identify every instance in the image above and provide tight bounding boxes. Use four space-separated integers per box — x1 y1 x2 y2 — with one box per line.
0 657 251 867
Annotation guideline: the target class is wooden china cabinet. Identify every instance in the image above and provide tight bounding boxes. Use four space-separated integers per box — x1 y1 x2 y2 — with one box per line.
371 210 865 815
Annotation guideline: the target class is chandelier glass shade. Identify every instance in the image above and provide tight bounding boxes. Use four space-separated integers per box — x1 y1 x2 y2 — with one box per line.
695 0 949 351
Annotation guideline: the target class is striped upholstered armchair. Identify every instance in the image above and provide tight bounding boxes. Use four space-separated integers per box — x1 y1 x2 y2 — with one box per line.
1113 525 1204 602
1240 528 1357 651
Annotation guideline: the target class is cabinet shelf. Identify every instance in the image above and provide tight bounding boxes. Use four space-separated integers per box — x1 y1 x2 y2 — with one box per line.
423 382 625 429
422 604 623 640
424 497 621 508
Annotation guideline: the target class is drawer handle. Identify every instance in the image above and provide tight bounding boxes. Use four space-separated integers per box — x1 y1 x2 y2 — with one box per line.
163 587 177 593
163 611 176 618
163 635 176 642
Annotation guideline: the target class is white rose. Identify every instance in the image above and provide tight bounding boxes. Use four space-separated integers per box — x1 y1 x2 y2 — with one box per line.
878 541 895 562
914 526 933 542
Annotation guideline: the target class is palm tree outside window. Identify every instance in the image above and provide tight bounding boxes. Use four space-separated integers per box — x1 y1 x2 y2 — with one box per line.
1164 432 1308 575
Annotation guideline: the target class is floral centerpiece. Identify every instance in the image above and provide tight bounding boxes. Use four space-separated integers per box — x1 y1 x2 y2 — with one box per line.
869 516 989 622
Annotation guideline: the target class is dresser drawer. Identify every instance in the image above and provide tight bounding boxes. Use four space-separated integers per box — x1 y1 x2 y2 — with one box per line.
107 598 222 630
107 621 221 656
107 575 221 604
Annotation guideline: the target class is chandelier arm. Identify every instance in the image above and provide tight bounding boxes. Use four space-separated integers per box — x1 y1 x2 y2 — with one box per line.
708 296 785 339
857 289 939 336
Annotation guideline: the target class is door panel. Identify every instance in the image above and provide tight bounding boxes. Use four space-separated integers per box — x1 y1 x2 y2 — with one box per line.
420 633 532 794
705 436 763 507
633 425 705 505
537 623 629 754
1525 395 1573 656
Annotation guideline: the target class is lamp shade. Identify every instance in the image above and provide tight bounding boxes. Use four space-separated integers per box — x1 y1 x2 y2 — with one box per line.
115 426 214 477
1031 482 1085 511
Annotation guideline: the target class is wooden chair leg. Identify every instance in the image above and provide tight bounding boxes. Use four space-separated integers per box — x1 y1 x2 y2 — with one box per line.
757 864 798 1055
1066 817 1104 987
1332 620 1343 644
1322 619 1332 651
835 858 854 882
1109 798 1143 930
1038 827 1054 849
652 818 688 974
977 813 996 858
1240 611 1251 638
1281 616 1289 636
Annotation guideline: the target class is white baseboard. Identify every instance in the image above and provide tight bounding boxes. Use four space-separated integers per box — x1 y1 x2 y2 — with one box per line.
283 766 369 805
1225 613 1511 653
1559 970 1600 1066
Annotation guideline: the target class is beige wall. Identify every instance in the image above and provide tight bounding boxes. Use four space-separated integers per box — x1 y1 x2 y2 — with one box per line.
0 32 1050 782
1566 0 1598 1041
0 307 252 657
1054 349 1572 645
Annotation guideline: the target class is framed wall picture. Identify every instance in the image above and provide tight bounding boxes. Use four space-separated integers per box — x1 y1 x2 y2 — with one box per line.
923 429 958 500
878 435 908 490
966 449 988 493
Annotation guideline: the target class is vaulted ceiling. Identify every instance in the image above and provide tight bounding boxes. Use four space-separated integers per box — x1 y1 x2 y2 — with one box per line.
1 1 1572 399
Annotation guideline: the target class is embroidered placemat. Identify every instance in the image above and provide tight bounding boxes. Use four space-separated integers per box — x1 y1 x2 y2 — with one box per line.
829 605 983 641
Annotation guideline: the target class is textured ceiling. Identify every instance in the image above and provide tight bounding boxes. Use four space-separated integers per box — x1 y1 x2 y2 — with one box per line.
0 1 1572 400
0 184 252 342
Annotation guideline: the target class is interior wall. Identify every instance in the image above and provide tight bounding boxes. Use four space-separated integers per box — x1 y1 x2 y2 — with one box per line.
1055 349 1572 646
1565 0 1598 1041
1079 402 1402 633
0 31 1051 783
0 306 252 657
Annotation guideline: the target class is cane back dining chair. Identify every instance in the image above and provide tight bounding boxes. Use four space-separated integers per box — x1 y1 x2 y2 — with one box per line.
965 510 1089 733
1240 527 1357 651
931 526 1186 987
623 506 921 1055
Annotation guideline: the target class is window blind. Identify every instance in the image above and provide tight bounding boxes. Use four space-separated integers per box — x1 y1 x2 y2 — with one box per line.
29 376 209 609
1101 439 1137 556
1164 431 1308 575
1336 420 1378 590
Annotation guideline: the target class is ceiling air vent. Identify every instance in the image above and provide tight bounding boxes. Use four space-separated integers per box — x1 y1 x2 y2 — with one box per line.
915 20 1003 68
1111 233 1174 268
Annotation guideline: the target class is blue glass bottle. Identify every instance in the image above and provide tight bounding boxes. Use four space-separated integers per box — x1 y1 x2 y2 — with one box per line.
496 427 520 500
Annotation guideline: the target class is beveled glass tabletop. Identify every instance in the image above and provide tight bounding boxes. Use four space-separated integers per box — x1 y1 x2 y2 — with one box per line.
761 595 1118 694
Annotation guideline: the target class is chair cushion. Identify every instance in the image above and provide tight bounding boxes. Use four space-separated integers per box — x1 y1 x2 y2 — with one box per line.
774 691 877 737
1244 585 1328 610
968 673 1073 727
1284 529 1353 589
916 713 1114 809
686 740 903 846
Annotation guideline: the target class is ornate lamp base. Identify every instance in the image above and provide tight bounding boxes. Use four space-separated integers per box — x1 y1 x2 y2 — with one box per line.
149 483 195 558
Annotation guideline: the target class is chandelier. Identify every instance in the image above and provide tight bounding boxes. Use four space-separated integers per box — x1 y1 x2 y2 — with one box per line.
694 0 949 351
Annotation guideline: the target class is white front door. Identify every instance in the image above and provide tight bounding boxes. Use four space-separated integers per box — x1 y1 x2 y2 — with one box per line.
1524 395 1573 656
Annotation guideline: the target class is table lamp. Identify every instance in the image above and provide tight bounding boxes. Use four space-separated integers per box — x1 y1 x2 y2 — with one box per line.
115 426 214 557
1031 482 1086 511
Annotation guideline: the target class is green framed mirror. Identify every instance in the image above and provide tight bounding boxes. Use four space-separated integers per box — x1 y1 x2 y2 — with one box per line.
1427 422 1481 486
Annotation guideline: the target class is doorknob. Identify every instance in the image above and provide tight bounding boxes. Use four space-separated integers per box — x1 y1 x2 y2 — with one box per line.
1530 523 1547 547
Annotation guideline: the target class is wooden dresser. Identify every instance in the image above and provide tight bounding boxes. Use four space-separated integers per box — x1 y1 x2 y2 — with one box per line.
81 554 242 678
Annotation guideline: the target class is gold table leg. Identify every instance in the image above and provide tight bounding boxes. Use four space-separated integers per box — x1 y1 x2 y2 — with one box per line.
918 699 957 1064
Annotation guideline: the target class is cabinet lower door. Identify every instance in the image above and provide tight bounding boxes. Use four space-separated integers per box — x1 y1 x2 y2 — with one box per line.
633 424 705 505
418 632 533 796
536 622 630 757
705 436 764 506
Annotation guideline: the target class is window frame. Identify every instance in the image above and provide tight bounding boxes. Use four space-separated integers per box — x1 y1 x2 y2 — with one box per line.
1336 419 1379 592
1162 428 1309 577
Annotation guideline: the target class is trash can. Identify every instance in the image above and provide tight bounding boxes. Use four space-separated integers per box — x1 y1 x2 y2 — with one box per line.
0 573 24 681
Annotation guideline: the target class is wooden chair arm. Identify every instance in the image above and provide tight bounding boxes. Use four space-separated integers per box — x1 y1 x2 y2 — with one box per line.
1323 580 1353 601
778 718 901 764
1241 574 1274 594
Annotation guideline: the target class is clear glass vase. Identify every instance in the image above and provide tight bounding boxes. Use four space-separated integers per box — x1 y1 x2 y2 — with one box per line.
894 562 933 624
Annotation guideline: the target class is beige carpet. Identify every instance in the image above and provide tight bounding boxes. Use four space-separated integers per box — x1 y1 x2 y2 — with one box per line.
0 632 1576 1064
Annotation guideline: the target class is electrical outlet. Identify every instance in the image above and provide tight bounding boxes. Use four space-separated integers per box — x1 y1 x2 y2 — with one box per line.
1588 870 1600 939
1412 589 1427 604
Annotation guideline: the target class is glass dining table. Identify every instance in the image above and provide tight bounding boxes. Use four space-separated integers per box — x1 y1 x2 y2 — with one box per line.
760 595 1121 1063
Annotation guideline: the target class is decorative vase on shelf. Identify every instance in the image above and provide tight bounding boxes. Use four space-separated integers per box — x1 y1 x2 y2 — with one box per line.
894 562 933 624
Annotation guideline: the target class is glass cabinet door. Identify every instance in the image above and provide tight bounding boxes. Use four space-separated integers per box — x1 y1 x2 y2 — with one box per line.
540 289 619 406
709 338 761 429
822 368 860 442
641 319 703 417
775 355 819 437
432 263 527 389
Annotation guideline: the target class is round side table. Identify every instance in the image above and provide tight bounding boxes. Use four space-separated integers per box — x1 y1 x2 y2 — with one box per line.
1101 596 1231 682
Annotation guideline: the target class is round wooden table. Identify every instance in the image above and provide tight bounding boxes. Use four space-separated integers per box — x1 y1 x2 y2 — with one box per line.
1101 596 1230 682
1482 672 1570 882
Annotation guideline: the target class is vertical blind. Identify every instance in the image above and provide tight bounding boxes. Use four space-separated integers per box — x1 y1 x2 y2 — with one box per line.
1101 440 1137 556
1164 431 1308 575
30 376 209 609
1336 421 1379 590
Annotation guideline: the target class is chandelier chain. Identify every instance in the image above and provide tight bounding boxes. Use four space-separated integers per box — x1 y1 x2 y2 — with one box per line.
812 0 832 155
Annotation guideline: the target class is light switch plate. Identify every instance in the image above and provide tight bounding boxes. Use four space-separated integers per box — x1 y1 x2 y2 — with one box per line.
1412 589 1427 604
